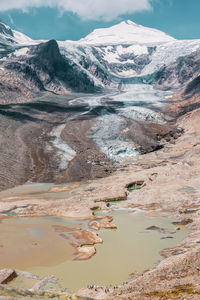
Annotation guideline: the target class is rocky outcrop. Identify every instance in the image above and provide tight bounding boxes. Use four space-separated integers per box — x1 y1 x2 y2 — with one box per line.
0 269 17 284
184 75 200 97
2 40 101 100
0 284 92 299
154 48 200 90
91 45 156 77
89 216 117 230
27 40 102 93
155 50 200 90
0 20 14 37
52 224 103 260
78 51 111 85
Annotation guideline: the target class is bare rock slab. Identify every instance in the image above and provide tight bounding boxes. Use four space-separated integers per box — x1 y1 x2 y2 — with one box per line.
0 269 17 284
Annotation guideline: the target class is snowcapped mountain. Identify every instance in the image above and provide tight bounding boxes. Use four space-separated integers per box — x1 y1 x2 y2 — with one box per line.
0 19 35 60
79 20 175 45
0 19 33 46
59 21 200 80
0 19 200 104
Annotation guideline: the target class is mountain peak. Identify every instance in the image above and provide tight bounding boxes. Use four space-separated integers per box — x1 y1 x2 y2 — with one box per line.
79 21 175 45
0 20 13 37
0 19 33 45
121 20 136 25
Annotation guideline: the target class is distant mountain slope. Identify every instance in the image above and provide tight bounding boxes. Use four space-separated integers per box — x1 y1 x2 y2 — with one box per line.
0 19 32 45
0 39 107 103
184 75 200 96
154 48 200 90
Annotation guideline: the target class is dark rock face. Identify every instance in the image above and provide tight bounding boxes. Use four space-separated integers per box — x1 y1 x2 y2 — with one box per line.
0 20 14 38
5 40 101 94
126 120 179 155
146 225 168 234
184 75 200 97
92 45 156 77
79 54 110 86
155 49 200 90
0 21 17 58
5 62 46 91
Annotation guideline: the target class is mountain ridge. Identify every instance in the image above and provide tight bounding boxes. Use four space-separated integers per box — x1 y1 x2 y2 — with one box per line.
0 19 32 45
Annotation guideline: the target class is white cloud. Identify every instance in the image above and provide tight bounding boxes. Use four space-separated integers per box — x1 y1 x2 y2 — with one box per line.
0 0 153 21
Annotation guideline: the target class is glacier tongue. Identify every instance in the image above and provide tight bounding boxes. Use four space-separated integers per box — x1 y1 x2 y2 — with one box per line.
89 84 168 162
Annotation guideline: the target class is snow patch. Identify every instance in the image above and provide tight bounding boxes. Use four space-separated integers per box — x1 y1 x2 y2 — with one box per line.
116 70 137 77
13 30 33 45
14 47 29 57
49 124 76 170
117 44 148 56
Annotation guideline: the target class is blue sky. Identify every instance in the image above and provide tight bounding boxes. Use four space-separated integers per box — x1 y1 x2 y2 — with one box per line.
0 0 200 41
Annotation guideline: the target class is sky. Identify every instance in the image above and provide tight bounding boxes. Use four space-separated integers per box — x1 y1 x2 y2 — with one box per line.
0 0 200 41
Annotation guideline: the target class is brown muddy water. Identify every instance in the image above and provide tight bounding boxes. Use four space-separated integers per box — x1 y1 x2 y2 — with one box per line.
0 205 190 292
0 183 87 202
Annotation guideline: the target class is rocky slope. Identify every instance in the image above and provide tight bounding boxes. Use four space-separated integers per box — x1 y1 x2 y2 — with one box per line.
0 19 32 46
0 39 106 104
154 48 200 91
184 74 200 97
